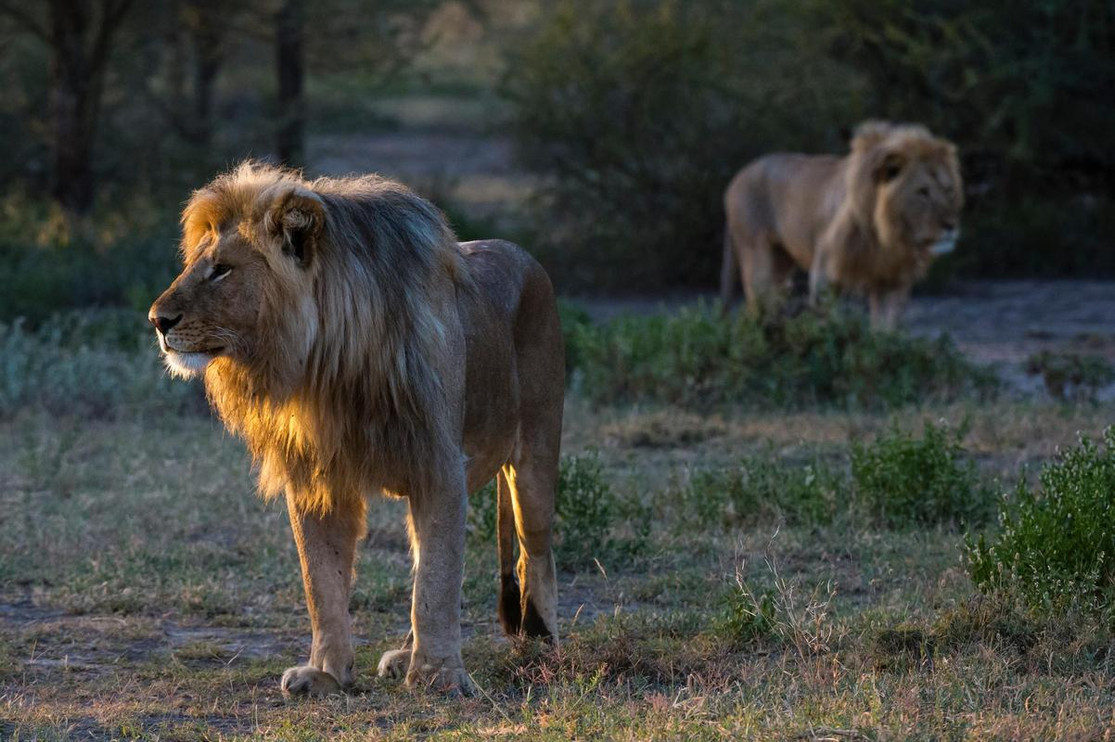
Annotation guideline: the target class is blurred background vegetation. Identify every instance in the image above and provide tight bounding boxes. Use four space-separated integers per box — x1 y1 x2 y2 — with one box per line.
0 0 1112 319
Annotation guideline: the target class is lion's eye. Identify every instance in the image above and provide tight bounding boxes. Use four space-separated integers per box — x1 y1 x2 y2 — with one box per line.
210 264 232 281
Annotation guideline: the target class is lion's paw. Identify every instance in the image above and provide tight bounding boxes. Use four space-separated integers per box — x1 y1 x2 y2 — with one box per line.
376 648 411 681
280 665 343 699
405 653 475 696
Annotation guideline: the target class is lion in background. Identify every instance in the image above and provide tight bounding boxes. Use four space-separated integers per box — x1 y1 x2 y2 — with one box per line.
721 121 963 328
148 162 564 697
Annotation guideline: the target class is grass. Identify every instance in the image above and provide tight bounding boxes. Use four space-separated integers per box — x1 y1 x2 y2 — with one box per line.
569 301 998 410
4 401 1115 738
3 312 1115 738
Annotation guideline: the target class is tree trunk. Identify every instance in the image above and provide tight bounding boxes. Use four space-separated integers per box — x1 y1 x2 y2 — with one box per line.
275 0 304 168
185 0 223 146
44 0 131 216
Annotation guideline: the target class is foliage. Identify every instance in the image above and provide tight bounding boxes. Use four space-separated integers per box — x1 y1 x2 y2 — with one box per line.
1025 351 1115 403
851 421 996 529
674 423 991 532
501 0 857 291
504 0 1115 289
555 451 618 569
817 0 1115 281
967 428 1115 615
0 310 204 420
570 302 997 410
557 299 593 377
680 454 841 530
470 451 641 570
0 194 180 325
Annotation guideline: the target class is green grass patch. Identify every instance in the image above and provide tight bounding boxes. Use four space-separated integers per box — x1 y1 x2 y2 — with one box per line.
670 421 994 532
569 302 997 410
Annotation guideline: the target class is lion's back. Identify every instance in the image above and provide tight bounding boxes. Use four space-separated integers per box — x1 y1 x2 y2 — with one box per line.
725 154 844 263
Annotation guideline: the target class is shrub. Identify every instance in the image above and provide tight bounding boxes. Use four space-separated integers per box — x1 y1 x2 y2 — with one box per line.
467 478 499 545
557 299 593 378
0 310 204 420
966 428 1115 615
555 452 617 569
469 452 633 569
0 195 180 325
852 421 995 529
571 302 997 410
501 0 857 291
1025 351 1115 403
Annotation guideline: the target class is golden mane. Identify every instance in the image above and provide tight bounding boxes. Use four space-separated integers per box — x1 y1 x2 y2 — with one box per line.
187 162 469 514
829 120 961 288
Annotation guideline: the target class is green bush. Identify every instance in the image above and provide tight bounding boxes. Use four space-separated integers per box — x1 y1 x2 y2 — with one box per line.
557 299 593 378
555 452 617 569
502 0 856 291
852 422 995 529
967 428 1115 615
1025 351 1115 403
571 302 997 410
0 220 178 325
0 311 204 419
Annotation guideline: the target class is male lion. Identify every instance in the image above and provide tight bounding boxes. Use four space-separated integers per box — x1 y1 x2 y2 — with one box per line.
721 121 963 328
148 162 563 697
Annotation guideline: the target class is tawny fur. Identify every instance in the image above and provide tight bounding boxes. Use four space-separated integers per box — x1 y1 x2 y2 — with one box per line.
150 161 563 697
721 121 963 328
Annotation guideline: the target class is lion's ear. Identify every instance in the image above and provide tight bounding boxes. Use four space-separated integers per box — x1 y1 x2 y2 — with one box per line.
267 189 324 267
876 151 906 183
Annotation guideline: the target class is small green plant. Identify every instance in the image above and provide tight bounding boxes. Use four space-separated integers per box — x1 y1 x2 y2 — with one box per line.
681 454 841 530
555 451 617 569
720 554 837 657
1025 351 1115 402
967 427 1115 615
570 302 997 410
852 421 995 529
467 479 499 545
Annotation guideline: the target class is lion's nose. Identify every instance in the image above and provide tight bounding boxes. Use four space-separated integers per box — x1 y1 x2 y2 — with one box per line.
149 312 183 335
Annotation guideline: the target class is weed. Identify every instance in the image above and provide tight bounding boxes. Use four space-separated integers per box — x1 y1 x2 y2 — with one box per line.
555 452 617 569
1025 351 1115 402
678 453 842 530
570 301 996 410
852 421 996 529
720 549 838 657
966 427 1115 615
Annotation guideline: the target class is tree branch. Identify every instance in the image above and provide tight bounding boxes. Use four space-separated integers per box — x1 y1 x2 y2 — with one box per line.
0 1 48 41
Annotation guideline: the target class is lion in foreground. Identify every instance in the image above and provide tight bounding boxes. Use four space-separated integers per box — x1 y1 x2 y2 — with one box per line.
149 162 564 697
721 121 963 328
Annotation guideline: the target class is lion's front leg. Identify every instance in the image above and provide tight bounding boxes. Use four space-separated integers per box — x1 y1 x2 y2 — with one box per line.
281 490 363 699
396 471 473 695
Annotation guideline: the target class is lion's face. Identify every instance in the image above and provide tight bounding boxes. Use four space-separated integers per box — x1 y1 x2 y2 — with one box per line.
874 145 963 258
149 229 270 377
149 185 323 379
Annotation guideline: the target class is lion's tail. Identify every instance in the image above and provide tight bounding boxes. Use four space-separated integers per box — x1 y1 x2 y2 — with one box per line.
496 469 522 635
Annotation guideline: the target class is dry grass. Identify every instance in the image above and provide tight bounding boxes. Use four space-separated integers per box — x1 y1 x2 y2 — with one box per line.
3 400 1115 739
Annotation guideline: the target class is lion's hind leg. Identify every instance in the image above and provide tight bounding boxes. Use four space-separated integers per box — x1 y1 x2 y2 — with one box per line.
501 457 559 642
497 469 523 636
